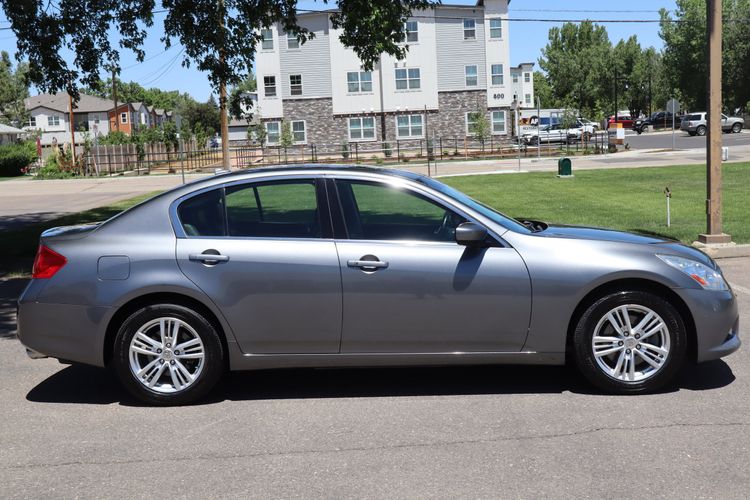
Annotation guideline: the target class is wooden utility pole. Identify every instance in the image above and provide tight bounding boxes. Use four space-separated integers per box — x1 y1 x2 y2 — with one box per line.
219 0 231 170
68 92 77 164
699 0 731 244
112 70 120 132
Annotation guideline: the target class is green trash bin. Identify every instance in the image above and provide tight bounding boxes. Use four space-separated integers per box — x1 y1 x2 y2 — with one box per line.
557 157 573 177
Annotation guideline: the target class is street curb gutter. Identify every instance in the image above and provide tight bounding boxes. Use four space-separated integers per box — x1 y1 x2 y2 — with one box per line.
692 242 750 260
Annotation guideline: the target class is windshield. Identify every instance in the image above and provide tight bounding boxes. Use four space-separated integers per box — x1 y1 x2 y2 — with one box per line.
418 177 531 234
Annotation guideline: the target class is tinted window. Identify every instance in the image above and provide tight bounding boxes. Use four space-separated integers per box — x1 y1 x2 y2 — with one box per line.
178 189 226 236
225 181 320 238
336 180 465 242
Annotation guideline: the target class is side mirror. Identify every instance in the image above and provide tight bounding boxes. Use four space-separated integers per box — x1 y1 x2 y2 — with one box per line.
455 222 488 247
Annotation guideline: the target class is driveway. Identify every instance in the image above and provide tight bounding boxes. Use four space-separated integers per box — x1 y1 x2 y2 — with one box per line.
0 257 748 498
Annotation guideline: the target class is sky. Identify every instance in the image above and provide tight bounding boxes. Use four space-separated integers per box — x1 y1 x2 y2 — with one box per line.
0 0 678 102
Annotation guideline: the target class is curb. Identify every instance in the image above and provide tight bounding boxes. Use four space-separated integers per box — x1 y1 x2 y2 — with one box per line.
692 242 750 259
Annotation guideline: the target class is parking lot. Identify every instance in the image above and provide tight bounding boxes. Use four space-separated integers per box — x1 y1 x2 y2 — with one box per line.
0 256 748 498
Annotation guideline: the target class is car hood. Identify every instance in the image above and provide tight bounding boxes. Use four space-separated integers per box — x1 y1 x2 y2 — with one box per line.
533 224 716 267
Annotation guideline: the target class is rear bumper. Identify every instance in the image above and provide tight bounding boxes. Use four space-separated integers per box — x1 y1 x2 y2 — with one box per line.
17 300 110 367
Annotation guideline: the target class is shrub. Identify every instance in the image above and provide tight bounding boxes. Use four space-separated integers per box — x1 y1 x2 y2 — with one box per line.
341 142 349 159
383 142 392 157
35 154 74 179
0 141 37 177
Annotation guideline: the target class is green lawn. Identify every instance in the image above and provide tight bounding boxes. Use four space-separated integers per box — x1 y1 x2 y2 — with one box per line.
443 162 750 244
2 162 748 278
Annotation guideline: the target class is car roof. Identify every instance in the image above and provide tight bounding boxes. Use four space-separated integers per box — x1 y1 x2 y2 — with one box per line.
201 164 427 185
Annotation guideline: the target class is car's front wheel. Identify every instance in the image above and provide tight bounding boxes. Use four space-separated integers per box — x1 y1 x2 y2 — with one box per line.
573 290 686 394
732 122 743 133
112 304 225 405
696 125 707 136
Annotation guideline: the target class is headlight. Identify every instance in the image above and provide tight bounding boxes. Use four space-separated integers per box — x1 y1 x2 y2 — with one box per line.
657 254 728 291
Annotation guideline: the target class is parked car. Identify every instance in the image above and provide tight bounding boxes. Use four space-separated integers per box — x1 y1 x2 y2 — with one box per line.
522 123 575 145
567 119 597 140
633 111 683 134
607 114 634 130
680 112 744 136
18 166 740 405
578 117 600 131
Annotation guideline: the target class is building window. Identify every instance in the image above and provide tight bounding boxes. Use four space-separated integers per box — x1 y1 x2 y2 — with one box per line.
463 19 476 39
264 76 277 97
120 112 128 124
290 74 303 96
492 111 506 134
404 20 418 43
28 116 36 127
512 73 519 83
47 115 60 127
395 68 420 90
266 122 280 144
525 72 531 83
465 65 478 87
396 115 423 138
525 93 532 105
287 31 299 49
348 117 376 140
491 64 504 85
347 71 373 93
292 121 306 143
261 29 274 50
490 18 502 39
466 112 481 135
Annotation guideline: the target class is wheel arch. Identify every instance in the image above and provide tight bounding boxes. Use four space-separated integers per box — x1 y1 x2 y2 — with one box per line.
565 278 697 363
103 291 231 368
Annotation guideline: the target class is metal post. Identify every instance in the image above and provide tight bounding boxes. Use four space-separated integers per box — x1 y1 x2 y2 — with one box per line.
671 109 675 150
699 0 730 243
537 97 541 160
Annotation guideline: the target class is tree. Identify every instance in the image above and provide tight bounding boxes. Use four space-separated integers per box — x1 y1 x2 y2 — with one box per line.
1 0 437 98
279 119 293 148
229 74 257 119
468 111 490 149
0 51 29 126
533 71 555 109
539 21 613 118
660 0 750 112
178 97 220 137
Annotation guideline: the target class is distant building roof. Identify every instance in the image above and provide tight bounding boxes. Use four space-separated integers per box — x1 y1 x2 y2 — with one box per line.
131 101 145 110
25 93 115 113
0 123 24 134
154 108 165 116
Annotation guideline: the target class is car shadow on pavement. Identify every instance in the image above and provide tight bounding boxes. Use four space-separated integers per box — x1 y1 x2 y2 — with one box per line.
25 359 736 406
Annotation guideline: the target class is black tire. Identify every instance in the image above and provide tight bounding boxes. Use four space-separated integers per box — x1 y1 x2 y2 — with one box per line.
112 304 225 406
696 125 707 136
573 290 687 394
732 122 742 134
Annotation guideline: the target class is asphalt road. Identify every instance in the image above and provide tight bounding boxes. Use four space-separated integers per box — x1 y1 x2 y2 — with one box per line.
0 257 748 498
624 128 750 150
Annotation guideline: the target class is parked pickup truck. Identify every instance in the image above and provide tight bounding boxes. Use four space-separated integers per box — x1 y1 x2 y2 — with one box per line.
680 112 744 136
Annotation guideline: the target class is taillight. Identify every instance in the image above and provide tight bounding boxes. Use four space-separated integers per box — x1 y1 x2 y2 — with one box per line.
32 245 67 279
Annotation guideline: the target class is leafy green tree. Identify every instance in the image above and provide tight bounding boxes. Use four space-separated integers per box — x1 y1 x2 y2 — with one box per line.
660 0 750 112
248 123 267 147
468 110 490 149
1 0 438 99
0 51 29 126
162 121 179 150
280 119 294 148
229 74 257 119
178 97 220 137
539 21 613 117
532 71 555 109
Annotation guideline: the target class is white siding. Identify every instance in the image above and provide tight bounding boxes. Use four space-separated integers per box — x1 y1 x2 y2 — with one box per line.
279 14 331 99
256 26 284 119
484 0 512 108
435 8 486 91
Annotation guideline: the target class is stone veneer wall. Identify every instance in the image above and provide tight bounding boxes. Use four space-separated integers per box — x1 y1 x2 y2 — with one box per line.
269 91 510 151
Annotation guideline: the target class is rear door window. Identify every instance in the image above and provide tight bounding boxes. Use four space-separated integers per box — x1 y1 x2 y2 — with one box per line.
177 188 226 237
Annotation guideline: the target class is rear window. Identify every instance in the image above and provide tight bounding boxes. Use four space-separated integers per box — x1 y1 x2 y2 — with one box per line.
687 114 703 121
176 181 321 239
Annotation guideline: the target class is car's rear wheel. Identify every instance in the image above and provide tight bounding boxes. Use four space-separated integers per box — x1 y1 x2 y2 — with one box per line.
112 304 224 405
732 122 742 133
696 125 707 136
573 291 686 394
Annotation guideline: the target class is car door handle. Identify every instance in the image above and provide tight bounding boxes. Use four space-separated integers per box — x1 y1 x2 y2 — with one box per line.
189 253 230 263
347 259 389 270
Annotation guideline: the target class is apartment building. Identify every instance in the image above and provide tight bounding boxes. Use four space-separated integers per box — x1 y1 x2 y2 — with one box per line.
255 0 531 146
24 93 114 146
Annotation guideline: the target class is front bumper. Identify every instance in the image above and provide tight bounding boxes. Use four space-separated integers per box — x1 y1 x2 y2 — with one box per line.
677 288 740 362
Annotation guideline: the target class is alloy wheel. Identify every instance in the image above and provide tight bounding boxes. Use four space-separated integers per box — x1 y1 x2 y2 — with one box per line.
591 304 670 382
128 317 205 393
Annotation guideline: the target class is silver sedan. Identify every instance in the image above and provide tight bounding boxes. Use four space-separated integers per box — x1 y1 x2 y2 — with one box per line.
17 166 740 405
